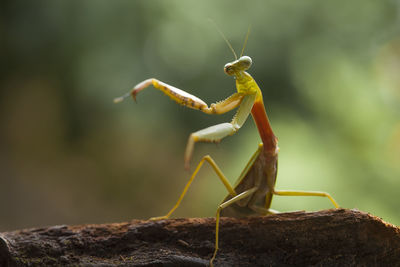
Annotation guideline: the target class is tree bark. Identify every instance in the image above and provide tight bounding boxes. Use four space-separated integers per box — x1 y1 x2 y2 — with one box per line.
1 209 399 266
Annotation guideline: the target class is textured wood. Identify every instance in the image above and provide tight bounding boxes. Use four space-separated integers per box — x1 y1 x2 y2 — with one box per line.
1 209 399 266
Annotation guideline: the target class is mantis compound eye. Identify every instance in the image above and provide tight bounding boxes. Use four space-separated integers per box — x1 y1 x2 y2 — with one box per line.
238 56 252 70
224 63 235 75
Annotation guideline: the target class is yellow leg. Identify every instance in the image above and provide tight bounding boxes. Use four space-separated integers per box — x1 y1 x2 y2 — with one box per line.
210 187 258 267
273 190 340 208
149 155 237 221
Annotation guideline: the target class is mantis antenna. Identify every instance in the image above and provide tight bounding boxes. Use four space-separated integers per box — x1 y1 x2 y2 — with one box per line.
240 26 251 58
208 19 238 60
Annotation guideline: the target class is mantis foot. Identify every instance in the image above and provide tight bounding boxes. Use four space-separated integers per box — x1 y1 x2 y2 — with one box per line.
149 215 169 221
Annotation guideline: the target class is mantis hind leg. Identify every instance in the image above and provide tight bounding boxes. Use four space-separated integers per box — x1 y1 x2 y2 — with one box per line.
149 155 237 221
273 190 340 208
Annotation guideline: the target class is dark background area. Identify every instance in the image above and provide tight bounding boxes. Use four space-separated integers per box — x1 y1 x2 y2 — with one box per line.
1 0 400 231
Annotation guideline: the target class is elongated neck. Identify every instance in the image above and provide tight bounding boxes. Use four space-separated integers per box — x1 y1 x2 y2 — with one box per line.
251 98 277 152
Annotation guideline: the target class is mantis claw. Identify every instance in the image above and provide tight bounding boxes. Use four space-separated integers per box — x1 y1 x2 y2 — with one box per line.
131 90 138 103
184 135 195 170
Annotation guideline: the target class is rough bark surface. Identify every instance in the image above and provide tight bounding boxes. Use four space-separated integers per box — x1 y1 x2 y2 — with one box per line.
0 209 399 266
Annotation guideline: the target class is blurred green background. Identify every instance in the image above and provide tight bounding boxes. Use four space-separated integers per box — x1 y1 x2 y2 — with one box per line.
1 0 400 231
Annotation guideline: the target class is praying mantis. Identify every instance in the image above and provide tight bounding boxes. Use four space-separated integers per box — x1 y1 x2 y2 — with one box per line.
114 31 339 266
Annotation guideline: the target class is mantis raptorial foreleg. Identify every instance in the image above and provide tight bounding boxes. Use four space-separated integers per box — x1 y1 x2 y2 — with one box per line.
114 78 255 169
184 94 256 168
149 155 238 221
114 78 244 114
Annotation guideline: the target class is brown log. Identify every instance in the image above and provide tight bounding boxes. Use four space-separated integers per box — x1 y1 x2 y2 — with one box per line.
1 209 399 266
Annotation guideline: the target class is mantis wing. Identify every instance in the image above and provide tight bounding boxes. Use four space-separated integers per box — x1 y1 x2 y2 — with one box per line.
220 144 278 218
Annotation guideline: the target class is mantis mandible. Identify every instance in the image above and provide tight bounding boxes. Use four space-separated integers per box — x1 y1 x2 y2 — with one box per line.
114 30 339 266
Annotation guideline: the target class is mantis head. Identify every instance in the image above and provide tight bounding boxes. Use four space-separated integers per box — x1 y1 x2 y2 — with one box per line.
224 56 252 76
208 20 252 76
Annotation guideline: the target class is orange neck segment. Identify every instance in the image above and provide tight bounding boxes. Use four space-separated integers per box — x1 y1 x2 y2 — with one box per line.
251 99 277 152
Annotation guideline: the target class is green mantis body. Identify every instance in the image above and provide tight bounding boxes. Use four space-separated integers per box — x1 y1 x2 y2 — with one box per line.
115 54 339 266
